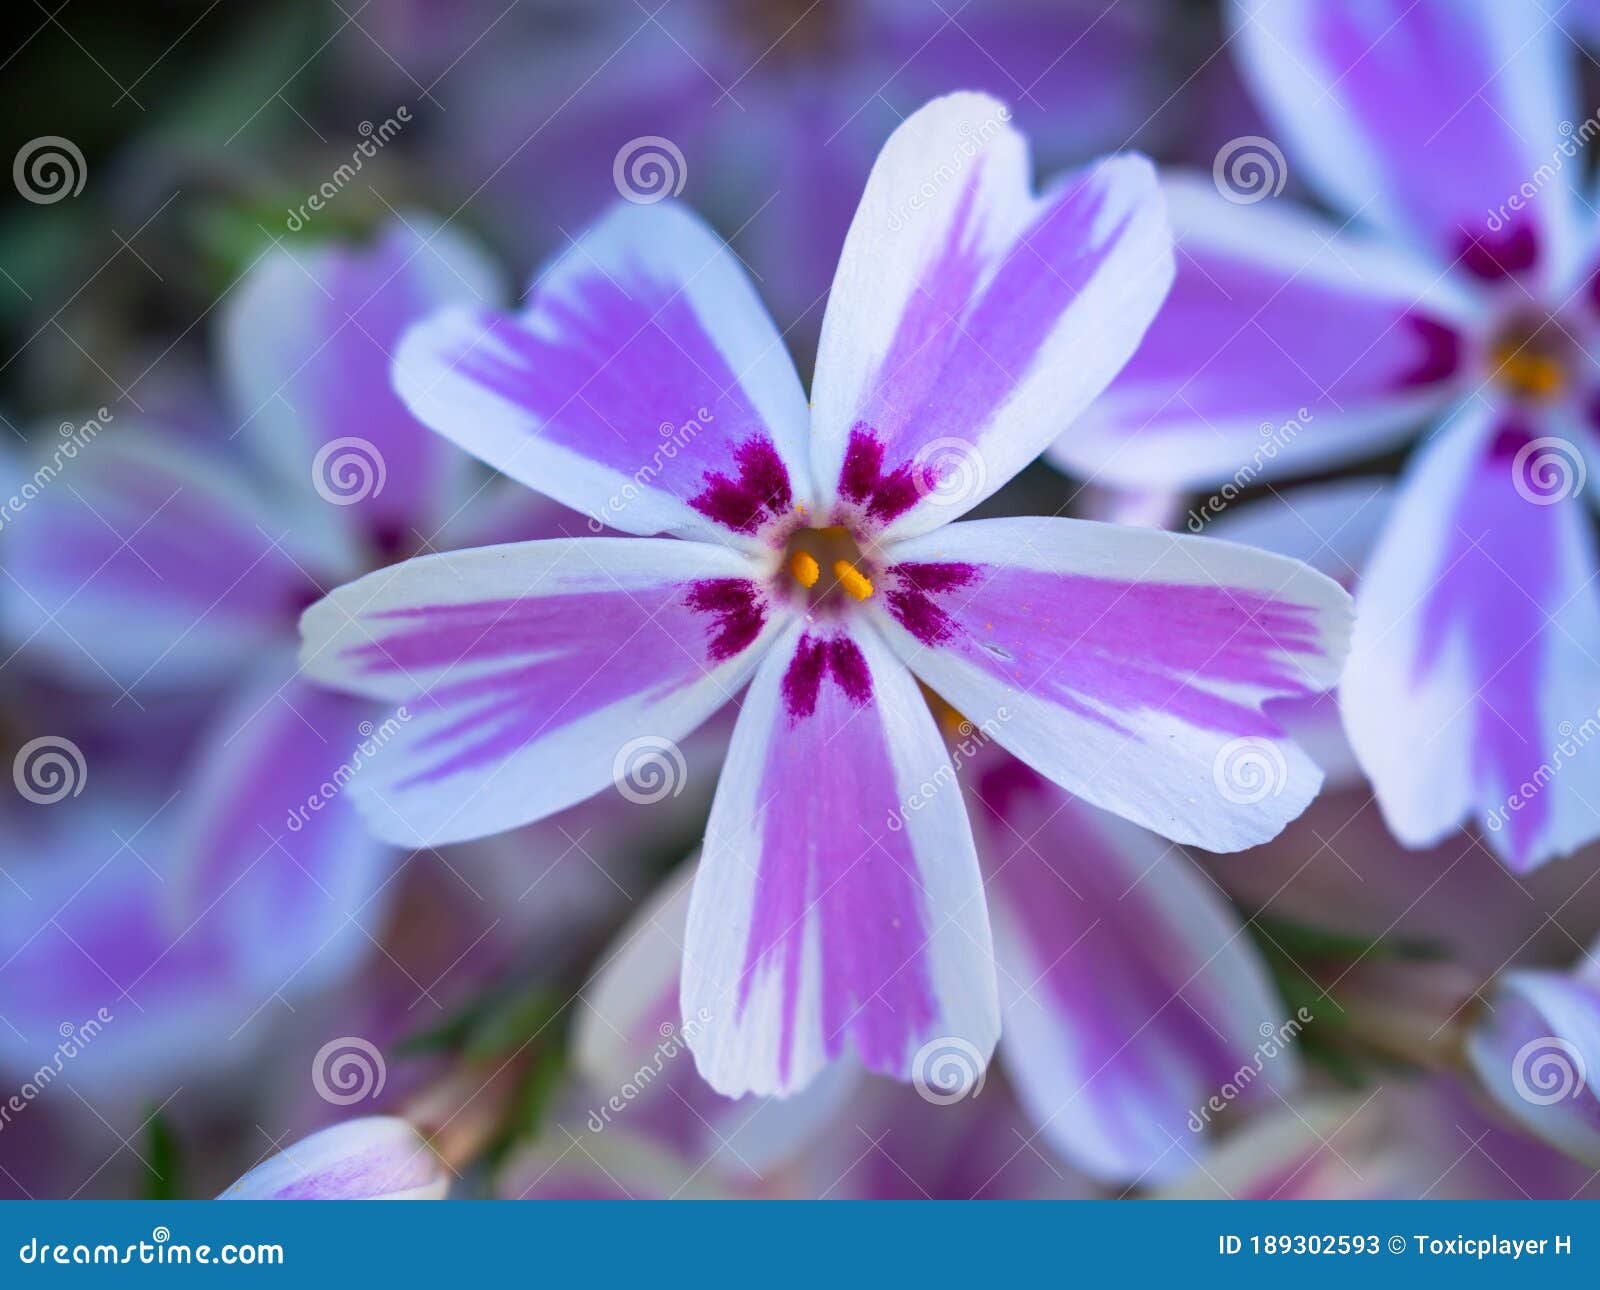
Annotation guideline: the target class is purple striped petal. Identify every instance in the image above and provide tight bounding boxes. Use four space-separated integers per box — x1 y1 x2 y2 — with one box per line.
393 202 812 548
870 516 1351 851
223 214 502 553
170 663 395 995
1231 0 1581 283
1343 405 1600 870
220 1117 447 1199
1467 964 1600 1167
683 620 998 1096
0 800 248 1099
1058 180 1480 488
5 428 344 690
972 757 1295 1184
809 92 1172 540
573 862 857 1177
299 537 783 845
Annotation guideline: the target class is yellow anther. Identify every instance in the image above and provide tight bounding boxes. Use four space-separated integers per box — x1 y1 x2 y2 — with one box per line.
832 558 874 602
1492 338 1566 401
789 550 821 589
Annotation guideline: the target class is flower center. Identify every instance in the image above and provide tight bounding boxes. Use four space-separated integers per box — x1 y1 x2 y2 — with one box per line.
782 525 876 607
1488 313 1569 402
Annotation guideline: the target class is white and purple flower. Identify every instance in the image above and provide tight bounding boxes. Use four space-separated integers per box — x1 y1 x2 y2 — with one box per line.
300 94 1352 1098
1056 0 1600 872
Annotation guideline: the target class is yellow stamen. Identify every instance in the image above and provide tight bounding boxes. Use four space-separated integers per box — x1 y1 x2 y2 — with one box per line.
789 549 820 589
832 558 873 601
1492 339 1566 401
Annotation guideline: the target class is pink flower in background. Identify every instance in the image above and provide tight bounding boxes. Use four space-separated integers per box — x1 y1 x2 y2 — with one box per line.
1054 0 1600 872
301 94 1351 1098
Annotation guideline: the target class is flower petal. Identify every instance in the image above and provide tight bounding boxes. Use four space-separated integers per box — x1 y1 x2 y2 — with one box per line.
1467 967 1600 1168
223 214 502 550
810 92 1172 540
1056 179 1478 488
872 516 1351 851
169 661 395 995
683 620 998 1096
1231 0 1581 281
574 861 857 1176
393 202 812 547
966 758 1292 1190
219 1117 447 1199
1343 405 1600 870
299 537 783 844
4 428 342 690
1206 478 1396 789
972 757 1295 1184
